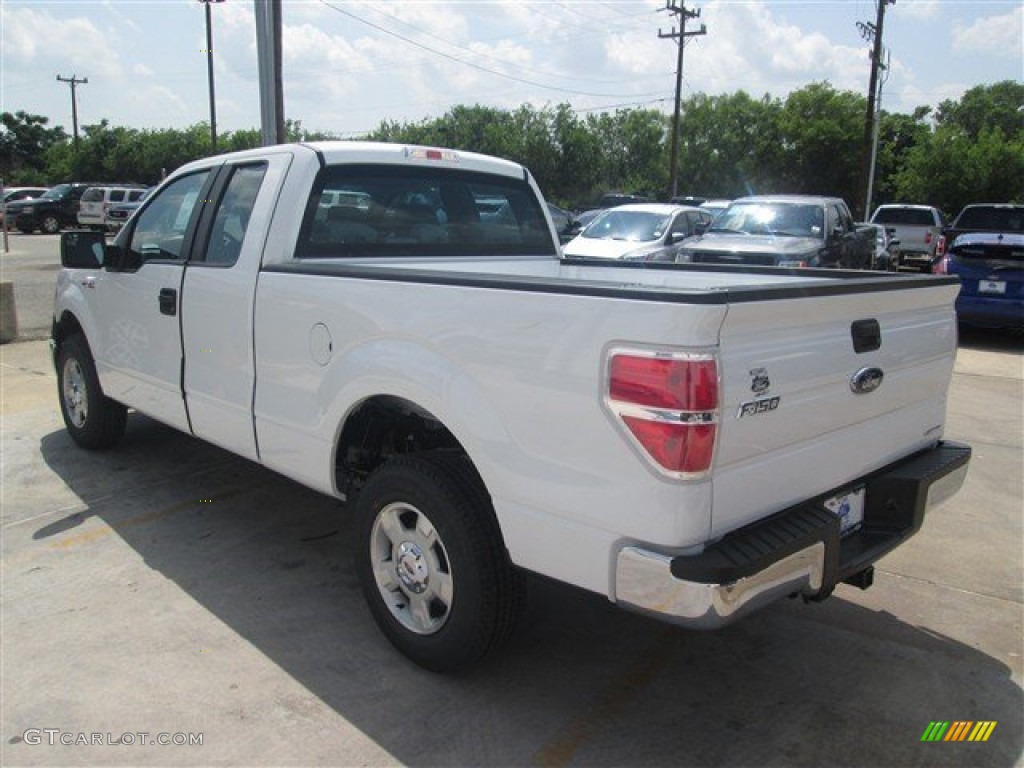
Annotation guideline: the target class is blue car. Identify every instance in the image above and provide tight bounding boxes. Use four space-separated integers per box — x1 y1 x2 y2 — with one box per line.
938 232 1024 330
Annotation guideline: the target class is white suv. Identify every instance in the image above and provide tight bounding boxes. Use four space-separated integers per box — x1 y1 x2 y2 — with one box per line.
77 186 147 231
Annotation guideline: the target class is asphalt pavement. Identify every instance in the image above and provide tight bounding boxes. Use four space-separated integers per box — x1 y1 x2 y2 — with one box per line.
0 234 1022 767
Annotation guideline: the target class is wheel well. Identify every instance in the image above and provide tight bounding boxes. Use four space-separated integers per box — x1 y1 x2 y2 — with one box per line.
336 395 464 496
53 311 85 349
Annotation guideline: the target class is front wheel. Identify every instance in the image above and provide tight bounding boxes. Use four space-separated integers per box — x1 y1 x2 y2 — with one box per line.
57 335 127 449
41 215 61 234
354 452 523 673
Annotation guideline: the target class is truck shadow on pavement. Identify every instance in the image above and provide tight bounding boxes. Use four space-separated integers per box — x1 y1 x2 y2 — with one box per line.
35 415 1023 768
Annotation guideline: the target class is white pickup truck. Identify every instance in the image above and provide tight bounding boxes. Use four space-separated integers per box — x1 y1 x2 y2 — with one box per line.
53 142 971 672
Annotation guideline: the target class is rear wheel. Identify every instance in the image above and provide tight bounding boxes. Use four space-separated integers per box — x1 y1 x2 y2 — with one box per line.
57 335 127 449
354 452 523 673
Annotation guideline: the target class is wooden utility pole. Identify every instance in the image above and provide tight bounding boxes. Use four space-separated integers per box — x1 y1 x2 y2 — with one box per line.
659 1 706 199
56 74 88 149
858 0 895 219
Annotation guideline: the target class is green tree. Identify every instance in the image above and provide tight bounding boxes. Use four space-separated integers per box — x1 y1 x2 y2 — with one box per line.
0 111 67 183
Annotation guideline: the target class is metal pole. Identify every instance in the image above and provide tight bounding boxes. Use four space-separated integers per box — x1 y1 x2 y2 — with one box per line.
204 0 218 152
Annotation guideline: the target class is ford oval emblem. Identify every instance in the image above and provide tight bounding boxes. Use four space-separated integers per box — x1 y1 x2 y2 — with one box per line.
850 367 884 394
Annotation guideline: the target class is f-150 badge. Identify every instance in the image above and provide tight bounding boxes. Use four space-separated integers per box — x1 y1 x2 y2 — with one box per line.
737 396 780 418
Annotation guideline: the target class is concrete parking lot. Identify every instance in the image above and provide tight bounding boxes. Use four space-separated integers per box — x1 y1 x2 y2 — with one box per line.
1 234 1022 767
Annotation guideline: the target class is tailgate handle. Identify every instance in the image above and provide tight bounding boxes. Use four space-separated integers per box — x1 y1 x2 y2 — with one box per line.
851 319 881 353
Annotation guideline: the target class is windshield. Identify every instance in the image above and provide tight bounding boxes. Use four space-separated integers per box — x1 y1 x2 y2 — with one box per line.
582 210 670 242
40 184 71 200
711 202 824 237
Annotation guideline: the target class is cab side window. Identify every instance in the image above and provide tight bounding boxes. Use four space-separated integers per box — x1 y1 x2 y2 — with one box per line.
202 164 267 266
129 171 210 263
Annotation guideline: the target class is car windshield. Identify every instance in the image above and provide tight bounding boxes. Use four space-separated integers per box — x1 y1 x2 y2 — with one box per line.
40 184 70 200
582 210 670 242
711 202 824 237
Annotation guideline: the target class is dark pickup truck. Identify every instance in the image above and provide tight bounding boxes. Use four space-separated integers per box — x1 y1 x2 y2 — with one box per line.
676 194 875 269
7 182 101 234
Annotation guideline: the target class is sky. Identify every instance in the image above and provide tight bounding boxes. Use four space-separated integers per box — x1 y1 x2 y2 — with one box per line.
1 0 1021 139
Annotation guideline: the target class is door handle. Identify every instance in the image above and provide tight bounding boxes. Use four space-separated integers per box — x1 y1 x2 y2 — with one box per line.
158 288 177 316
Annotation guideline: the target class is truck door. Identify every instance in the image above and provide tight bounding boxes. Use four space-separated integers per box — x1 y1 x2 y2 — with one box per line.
91 170 213 431
180 155 290 461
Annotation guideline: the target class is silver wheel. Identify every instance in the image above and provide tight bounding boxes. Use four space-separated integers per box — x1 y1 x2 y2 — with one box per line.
62 357 88 428
42 215 60 234
369 501 454 635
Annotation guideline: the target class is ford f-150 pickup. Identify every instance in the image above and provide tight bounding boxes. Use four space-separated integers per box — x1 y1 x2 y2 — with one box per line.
678 195 876 269
53 142 971 672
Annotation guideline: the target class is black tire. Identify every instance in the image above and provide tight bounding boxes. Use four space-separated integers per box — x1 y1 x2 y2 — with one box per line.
41 215 61 234
354 452 524 673
56 334 127 449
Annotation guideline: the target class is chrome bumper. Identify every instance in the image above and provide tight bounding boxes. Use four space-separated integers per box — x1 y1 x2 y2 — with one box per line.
615 441 971 629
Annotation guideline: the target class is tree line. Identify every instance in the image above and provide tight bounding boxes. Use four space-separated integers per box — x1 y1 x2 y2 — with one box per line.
2 80 1020 218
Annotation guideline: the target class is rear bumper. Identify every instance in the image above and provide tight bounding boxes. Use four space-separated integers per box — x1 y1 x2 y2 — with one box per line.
615 441 971 628
956 295 1024 330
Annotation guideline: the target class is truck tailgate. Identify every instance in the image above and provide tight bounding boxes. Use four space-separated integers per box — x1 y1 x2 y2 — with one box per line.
711 280 959 538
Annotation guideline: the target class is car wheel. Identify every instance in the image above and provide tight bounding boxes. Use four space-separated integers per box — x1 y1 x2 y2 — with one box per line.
354 452 524 673
57 334 127 449
41 215 61 234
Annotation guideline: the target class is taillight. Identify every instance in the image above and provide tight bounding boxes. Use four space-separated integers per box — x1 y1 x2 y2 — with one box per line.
936 235 946 258
925 232 932 245
606 350 719 478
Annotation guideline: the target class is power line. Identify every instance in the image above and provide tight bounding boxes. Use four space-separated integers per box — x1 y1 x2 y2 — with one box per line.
317 0 654 99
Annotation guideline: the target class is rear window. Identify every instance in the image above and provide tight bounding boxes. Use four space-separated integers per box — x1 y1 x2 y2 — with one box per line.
872 208 937 226
954 206 1024 232
297 164 556 259
81 188 104 203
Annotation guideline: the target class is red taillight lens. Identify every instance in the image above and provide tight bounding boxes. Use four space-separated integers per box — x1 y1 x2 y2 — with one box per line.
936 235 946 258
607 352 719 478
609 356 717 411
925 232 932 245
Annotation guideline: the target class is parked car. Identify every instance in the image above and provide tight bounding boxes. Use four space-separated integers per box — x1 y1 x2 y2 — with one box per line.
939 203 1024 256
1 186 48 229
546 203 579 244
861 222 900 271
78 185 148 230
869 204 946 272
8 182 104 234
676 195 875 269
104 188 153 232
936 231 1023 331
562 204 712 261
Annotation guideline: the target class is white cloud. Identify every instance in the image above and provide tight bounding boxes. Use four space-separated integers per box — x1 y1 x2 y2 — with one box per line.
893 0 941 21
953 7 1024 59
1 8 121 78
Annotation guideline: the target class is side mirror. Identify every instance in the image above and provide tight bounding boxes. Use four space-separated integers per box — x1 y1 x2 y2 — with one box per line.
61 230 105 269
694 224 708 236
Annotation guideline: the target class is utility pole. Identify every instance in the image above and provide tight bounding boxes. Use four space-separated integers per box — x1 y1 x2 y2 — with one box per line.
199 0 225 152
858 0 895 219
56 74 88 150
254 0 285 146
659 1 706 199
864 49 890 220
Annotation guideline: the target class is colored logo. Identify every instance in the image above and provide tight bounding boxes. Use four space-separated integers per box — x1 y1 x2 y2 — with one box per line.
921 721 997 742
